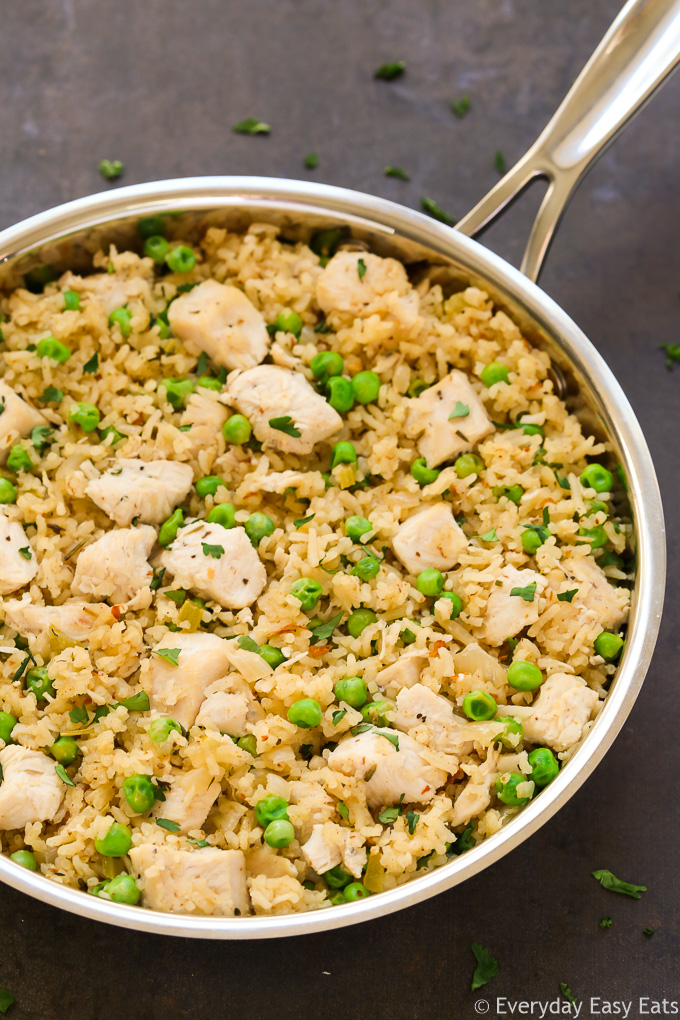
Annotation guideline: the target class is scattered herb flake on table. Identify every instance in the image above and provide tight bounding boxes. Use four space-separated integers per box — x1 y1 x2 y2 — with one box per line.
494 149 507 174
374 61 405 80
592 869 647 898
660 342 680 370
384 166 410 180
98 159 123 181
304 152 319 169
269 415 301 438
643 927 655 937
450 96 471 118
232 118 270 135
471 942 498 991
421 196 456 225
560 983 578 1007
151 647 181 666
600 916 612 928
0 990 14 1015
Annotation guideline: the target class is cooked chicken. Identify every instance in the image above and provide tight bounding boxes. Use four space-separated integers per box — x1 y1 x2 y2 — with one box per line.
160 521 266 609
0 382 48 464
498 672 599 752
374 656 427 695
316 251 419 327
0 746 64 829
3 597 111 642
178 391 229 458
153 767 221 833
246 846 298 880
300 822 366 879
405 369 493 468
0 510 38 594
72 525 155 606
450 750 499 828
227 365 342 456
64 271 152 317
85 459 193 527
560 552 629 631
392 503 468 575
195 691 250 736
129 845 250 916
168 280 270 371
327 729 448 808
392 684 475 757
480 565 547 647
145 632 231 730
289 780 336 843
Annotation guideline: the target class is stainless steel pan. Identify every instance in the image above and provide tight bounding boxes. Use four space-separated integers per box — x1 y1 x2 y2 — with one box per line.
0 0 676 938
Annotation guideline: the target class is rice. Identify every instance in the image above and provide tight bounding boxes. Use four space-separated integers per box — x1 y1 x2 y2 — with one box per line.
0 221 631 917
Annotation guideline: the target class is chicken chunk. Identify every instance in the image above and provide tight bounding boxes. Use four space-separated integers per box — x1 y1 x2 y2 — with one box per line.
178 391 229 458
153 767 221 834
374 656 428 698
72 525 155 607
480 565 547 647
289 780 335 843
63 271 152 317
226 365 342 456
85 459 193 527
3 597 111 642
450 750 498 828
0 382 48 464
145 632 231 730
168 280 269 371
392 684 475 757
129 845 250 917
560 552 629 632
327 729 448 808
195 691 250 736
316 251 419 327
160 520 266 609
0 511 38 594
0 746 64 829
246 846 298 880
498 672 599 752
300 822 366 879
405 369 493 469
392 503 468 575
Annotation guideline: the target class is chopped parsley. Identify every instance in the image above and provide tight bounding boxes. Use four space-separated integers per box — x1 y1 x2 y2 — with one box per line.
314 318 331 334
150 566 166 591
268 415 301 438
294 514 315 529
450 96 471 118
554 468 571 489
165 589 187 606
377 730 399 750
177 424 193 432
557 589 579 603
337 801 349 821
592 869 647 898
406 810 419 835
510 581 537 602
374 61 405 81
237 635 260 653
31 425 53 452
117 691 150 712
309 611 343 646
378 806 400 824
384 166 410 181
12 654 33 683
416 849 435 870
151 647 181 667
350 723 372 736
500 636 519 665
0 990 15 1015
331 709 347 726
232 118 270 135
421 196 456 226
599 916 612 928
494 150 507 174
357 257 367 279
156 818 181 833
69 705 89 725
643 927 655 937
201 542 225 559
39 386 63 403
187 838 210 848
661 343 680 370
83 352 99 374
479 529 498 543
471 942 498 991
448 401 470 419
55 763 75 787
17 546 32 560
560 984 578 1007
303 152 319 169
451 824 476 855
98 159 123 181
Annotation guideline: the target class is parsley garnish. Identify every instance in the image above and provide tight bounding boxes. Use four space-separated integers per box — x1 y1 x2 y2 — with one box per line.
156 818 181 832
196 351 209 376
557 589 578 603
471 943 498 991
600 916 612 928
151 648 181 666
83 352 99 374
350 723 372 736
17 546 32 560
451 824 476 855
237 635 260 652
69 705 89 725
177 424 193 432
494 150 507 174
406 810 419 835
150 566 166 591
39 386 63 403
304 152 319 169
374 61 405 81
479 529 498 543
332 709 347 726
448 400 470 419
233 118 270 135
269 415 301 438
592 869 647 898
12 655 33 683
314 319 331 334
560 984 577 1007
55 763 75 787
357 257 367 279
337 801 349 821
416 850 435 870
554 468 571 489
31 425 53 452
309 611 343 646
377 730 399 750
202 542 225 559
450 96 471 118
661 343 680 370
117 691 150 712
294 514 315 529
421 196 456 225
500 636 519 665
0 990 15 1015
542 506 550 526
378 806 400 824
643 927 655 937
165 589 187 606
98 159 123 181
384 166 410 181
510 582 537 602
187 838 210 848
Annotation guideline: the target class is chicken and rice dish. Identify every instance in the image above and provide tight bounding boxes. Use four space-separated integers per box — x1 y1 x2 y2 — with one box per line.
0 219 631 916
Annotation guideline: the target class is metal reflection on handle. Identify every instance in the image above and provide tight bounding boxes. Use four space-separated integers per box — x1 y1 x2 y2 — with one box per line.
456 0 680 281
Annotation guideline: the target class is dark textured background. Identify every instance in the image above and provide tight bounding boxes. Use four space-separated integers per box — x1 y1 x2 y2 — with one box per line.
0 1 678 1017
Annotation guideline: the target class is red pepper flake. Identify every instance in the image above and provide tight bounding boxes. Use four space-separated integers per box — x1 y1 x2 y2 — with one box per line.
111 605 122 621
429 640 446 657
309 644 330 658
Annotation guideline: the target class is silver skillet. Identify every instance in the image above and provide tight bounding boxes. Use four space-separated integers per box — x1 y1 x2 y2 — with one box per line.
0 0 676 938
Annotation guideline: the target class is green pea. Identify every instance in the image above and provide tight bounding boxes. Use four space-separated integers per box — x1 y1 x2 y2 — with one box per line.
345 516 372 542
580 463 614 493
330 441 357 469
324 864 352 888
0 711 17 745
521 528 547 554
506 660 544 691
105 872 141 904
255 796 289 827
438 591 463 619
493 484 523 505
329 890 346 905
360 699 393 726
222 414 252 444
522 423 544 438
36 336 71 363
0 479 17 504
343 881 370 901
50 736 79 766
587 500 609 517
454 454 484 479
462 690 497 721
62 290 81 311
495 772 533 806
326 376 354 414
352 371 381 405
528 747 559 787
10 849 38 870
594 631 624 663
108 307 132 337
165 246 196 273
137 215 166 239
95 822 133 857
264 818 295 848
352 557 380 581
196 375 222 391
347 608 377 638
99 425 126 446
143 235 169 264
158 508 184 547
245 512 275 546
416 569 445 597
195 475 224 497
162 377 195 410
291 578 323 613
25 666 55 702
206 503 237 528
401 626 417 645
578 524 608 549
274 309 303 338
480 362 510 387
310 351 344 385
122 774 157 814
148 717 182 743
334 676 368 709
287 698 322 728
492 717 524 750
259 644 286 669
6 446 33 472
68 402 101 433
237 734 257 756
411 458 440 485
310 227 344 259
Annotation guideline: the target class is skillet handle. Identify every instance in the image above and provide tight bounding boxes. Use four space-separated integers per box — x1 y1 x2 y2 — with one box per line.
455 0 680 282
